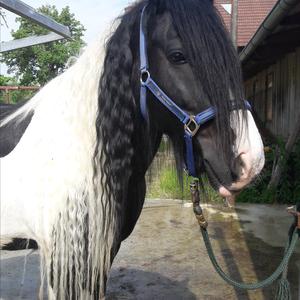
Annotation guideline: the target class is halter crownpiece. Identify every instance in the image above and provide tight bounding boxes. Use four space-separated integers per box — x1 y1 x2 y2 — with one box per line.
139 5 251 177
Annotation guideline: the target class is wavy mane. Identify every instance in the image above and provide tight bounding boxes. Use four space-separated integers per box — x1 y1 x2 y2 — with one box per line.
1 29 117 298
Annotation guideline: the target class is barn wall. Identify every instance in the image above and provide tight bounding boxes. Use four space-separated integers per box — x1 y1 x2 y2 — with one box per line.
244 47 300 139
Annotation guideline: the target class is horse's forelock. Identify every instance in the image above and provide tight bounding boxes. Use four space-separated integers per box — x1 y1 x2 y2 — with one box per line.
162 0 247 162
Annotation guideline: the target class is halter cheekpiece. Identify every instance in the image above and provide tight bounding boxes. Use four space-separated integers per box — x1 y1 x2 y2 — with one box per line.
139 5 251 177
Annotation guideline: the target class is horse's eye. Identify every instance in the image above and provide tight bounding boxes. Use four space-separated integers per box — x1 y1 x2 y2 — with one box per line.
168 51 187 65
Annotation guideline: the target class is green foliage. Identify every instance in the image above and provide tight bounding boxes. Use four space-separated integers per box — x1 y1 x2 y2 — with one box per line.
0 75 15 86
147 164 222 202
147 138 223 202
147 166 190 199
1 5 85 85
1 89 36 104
237 139 300 204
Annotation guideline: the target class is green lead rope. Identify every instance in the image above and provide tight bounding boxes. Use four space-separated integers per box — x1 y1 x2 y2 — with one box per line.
201 227 298 292
276 278 291 300
189 181 300 300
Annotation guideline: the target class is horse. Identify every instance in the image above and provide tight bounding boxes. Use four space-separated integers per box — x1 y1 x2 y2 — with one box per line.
0 0 265 298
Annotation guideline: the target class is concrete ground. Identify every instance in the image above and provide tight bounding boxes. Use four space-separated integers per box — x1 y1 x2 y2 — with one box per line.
1 200 299 300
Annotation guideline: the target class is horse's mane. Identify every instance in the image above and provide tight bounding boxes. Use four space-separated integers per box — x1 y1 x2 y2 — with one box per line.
0 26 117 298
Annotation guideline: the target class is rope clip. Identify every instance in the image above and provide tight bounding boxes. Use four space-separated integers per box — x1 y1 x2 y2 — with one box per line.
190 180 208 229
287 206 300 229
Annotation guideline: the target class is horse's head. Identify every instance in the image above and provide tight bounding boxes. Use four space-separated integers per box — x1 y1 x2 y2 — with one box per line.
139 0 264 196
99 0 264 199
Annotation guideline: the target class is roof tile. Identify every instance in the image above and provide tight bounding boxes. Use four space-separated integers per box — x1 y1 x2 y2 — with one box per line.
214 0 277 46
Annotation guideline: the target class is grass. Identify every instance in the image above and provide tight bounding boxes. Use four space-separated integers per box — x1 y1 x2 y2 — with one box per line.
146 163 222 203
146 166 190 199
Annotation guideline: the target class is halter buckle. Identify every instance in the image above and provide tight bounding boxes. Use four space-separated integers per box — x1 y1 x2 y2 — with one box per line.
184 116 200 137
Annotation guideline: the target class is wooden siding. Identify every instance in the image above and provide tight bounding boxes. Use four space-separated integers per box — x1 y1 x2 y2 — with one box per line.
244 47 300 138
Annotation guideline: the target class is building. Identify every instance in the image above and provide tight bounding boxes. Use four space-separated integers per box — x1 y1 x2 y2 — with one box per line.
215 0 277 48
240 0 300 139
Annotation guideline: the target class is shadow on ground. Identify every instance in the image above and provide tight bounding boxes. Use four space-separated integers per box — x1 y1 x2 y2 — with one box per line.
107 268 197 300
0 201 299 299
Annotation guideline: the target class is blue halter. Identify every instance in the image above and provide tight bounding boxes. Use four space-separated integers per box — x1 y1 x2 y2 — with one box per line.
139 6 251 177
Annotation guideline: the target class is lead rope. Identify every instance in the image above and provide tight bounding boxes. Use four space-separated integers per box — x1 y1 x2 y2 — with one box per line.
190 180 300 299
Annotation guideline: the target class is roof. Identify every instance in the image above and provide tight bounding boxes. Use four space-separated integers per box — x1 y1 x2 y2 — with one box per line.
215 0 278 47
240 0 300 78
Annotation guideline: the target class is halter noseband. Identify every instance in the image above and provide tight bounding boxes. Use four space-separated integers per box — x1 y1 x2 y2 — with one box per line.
139 6 251 177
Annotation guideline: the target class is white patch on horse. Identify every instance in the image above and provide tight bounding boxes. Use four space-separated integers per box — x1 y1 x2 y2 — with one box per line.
230 110 265 190
1 28 118 298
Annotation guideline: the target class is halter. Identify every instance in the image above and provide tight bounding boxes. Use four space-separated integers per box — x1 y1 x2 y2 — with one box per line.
139 6 251 177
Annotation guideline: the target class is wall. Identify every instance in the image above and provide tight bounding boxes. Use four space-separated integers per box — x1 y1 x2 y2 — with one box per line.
244 47 300 139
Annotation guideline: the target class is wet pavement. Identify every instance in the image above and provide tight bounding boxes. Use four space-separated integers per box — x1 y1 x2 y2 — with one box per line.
1 200 299 299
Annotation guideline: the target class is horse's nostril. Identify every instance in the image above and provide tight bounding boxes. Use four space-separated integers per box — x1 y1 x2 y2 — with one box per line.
231 171 239 182
231 154 245 181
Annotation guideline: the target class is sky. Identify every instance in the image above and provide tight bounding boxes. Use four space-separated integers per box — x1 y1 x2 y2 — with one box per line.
0 0 132 74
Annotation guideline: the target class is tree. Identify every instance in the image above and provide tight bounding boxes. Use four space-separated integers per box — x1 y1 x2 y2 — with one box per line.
1 5 85 86
0 75 14 86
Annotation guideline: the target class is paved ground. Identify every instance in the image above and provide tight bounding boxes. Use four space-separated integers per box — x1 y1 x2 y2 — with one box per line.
1 200 299 299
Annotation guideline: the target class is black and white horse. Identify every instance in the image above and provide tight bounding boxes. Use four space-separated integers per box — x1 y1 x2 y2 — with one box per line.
0 0 264 298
